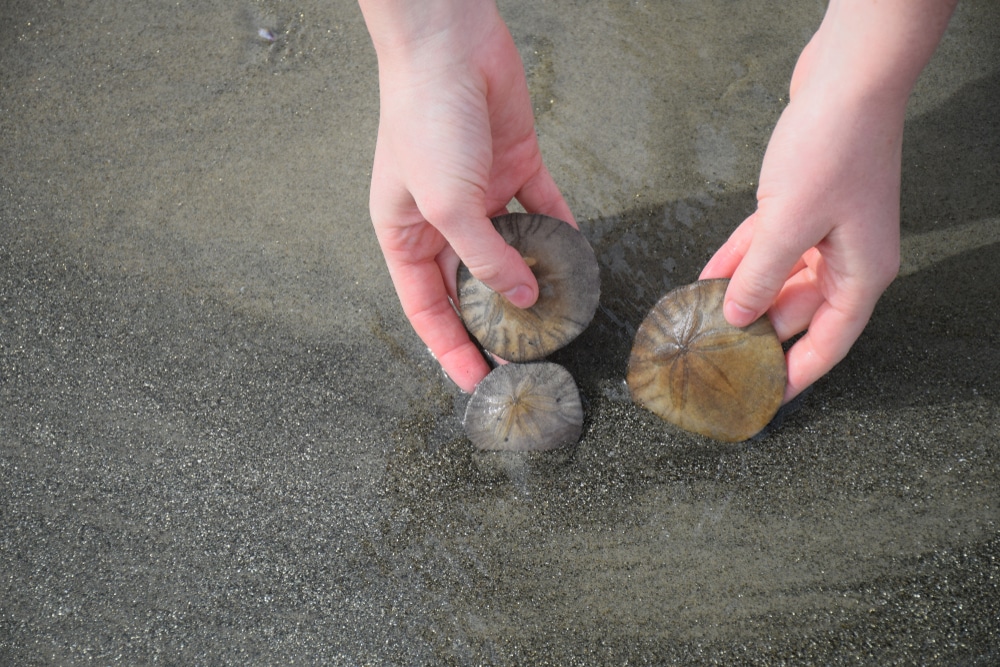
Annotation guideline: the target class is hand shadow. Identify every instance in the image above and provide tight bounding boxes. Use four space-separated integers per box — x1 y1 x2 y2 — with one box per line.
900 70 1000 234
838 69 1000 408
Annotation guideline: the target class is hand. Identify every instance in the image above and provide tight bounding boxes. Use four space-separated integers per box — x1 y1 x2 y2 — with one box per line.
361 0 573 392
700 81 904 403
700 0 956 402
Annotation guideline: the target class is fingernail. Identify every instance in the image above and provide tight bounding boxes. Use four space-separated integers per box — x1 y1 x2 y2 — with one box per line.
503 284 535 308
724 301 758 327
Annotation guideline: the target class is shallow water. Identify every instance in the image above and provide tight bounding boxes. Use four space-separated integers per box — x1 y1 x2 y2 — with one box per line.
2 0 999 664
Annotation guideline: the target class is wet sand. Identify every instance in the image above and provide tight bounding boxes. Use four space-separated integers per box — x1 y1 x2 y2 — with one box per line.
2 0 998 664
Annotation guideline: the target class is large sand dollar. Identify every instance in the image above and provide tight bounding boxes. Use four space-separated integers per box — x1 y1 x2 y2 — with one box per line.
464 362 583 451
627 279 786 442
458 213 600 362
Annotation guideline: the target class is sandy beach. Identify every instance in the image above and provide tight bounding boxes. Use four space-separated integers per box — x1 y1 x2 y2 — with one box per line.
2 0 998 663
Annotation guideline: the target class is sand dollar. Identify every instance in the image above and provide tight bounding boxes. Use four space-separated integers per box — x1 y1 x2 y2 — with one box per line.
458 213 600 362
464 362 583 451
627 279 786 442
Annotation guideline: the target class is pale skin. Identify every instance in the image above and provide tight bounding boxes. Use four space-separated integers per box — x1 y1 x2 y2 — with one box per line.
359 0 958 400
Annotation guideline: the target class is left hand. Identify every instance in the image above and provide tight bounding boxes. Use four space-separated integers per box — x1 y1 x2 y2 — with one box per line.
362 0 573 393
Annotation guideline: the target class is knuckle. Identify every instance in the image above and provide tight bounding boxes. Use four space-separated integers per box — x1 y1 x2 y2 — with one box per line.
464 241 521 288
466 259 504 286
737 268 783 306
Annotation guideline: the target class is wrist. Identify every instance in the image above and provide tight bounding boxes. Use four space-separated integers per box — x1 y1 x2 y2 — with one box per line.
359 0 501 62
800 0 956 112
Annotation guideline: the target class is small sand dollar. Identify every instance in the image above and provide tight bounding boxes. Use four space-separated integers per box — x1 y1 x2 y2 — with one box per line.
627 279 786 442
464 362 583 451
458 213 600 362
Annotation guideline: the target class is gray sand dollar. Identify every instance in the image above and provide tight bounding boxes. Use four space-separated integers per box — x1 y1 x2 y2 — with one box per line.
464 362 584 451
458 213 600 362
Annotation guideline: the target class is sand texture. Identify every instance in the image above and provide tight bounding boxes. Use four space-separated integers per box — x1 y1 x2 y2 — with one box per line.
2 0 998 663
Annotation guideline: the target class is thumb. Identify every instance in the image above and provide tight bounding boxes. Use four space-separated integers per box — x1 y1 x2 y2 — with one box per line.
445 215 539 309
723 211 808 327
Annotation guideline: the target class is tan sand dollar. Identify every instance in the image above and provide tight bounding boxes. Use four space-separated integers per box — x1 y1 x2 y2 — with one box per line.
458 213 600 362
627 279 786 442
464 362 584 451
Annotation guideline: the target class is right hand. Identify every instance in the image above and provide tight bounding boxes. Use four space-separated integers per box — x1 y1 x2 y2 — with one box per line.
361 0 573 392
700 0 958 403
